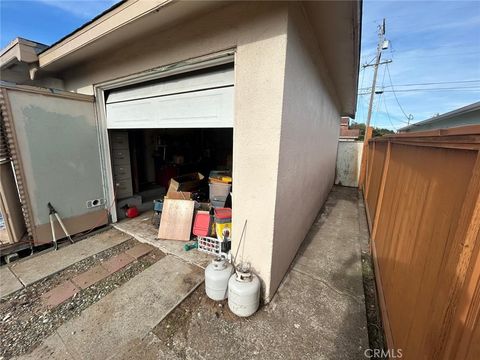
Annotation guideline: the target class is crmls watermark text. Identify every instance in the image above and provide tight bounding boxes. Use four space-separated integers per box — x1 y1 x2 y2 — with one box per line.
364 348 403 358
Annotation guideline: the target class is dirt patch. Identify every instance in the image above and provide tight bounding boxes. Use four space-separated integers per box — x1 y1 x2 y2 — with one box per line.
361 249 387 356
0 238 164 359
152 283 245 358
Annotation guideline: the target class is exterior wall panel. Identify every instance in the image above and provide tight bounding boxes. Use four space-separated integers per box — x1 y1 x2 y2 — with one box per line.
270 4 341 295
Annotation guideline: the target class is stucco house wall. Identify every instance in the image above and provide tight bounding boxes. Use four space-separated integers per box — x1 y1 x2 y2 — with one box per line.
2 2 357 301
269 5 341 292
59 3 290 300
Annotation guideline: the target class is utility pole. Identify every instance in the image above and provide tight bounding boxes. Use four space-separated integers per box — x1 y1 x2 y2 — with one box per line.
366 18 387 130
358 19 388 189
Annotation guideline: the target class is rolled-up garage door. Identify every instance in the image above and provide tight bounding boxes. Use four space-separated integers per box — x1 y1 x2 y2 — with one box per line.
106 66 234 129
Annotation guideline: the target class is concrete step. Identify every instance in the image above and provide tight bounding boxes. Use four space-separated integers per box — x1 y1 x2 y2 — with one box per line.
0 267 23 298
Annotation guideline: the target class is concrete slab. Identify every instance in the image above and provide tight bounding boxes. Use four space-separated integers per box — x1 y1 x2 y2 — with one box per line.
12 333 75 360
148 270 367 360
293 186 366 298
10 229 131 286
0 266 23 299
114 332 178 360
41 280 79 308
138 186 369 360
29 255 203 360
114 212 211 268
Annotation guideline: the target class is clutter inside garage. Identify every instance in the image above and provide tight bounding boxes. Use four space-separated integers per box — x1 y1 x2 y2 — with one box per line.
109 127 233 255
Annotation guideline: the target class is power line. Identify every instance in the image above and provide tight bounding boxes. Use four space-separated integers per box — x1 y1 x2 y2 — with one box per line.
358 86 480 94
392 79 480 87
382 95 397 131
392 51 480 59
358 79 480 90
385 63 413 123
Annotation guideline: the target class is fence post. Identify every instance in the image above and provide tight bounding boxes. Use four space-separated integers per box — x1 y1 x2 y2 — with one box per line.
372 141 391 240
365 140 376 200
358 126 373 190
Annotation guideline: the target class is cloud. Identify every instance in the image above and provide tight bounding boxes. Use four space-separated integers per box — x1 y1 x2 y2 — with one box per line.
38 0 118 19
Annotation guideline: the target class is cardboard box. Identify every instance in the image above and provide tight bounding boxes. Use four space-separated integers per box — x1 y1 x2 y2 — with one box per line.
166 191 192 200
169 172 205 192
166 172 205 199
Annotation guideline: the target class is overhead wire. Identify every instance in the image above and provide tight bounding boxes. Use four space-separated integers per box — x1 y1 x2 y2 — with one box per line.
358 79 480 91
383 94 397 131
358 87 480 94
385 63 413 122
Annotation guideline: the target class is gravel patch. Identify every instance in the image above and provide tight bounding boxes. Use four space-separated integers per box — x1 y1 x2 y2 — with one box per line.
361 249 387 356
0 238 164 359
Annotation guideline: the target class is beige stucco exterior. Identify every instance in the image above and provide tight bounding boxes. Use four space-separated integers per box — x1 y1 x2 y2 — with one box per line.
0 1 360 301
58 2 290 300
270 5 342 292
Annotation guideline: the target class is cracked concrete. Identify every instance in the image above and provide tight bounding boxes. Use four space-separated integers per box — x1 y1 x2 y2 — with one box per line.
13 186 369 359
127 186 370 360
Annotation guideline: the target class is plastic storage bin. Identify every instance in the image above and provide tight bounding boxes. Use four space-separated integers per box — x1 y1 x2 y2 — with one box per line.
193 211 214 237
211 196 227 208
209 183 232 201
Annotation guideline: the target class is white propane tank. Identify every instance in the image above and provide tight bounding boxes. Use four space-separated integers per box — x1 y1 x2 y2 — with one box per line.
205 257 234 301
228 265 260 317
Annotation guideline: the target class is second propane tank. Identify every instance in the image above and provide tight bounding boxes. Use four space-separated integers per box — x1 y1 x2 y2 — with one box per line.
205 257 234 301
228 265 260 317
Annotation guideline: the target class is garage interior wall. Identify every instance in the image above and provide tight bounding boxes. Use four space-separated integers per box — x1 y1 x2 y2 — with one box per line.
270 4 341 293
60 3 289 300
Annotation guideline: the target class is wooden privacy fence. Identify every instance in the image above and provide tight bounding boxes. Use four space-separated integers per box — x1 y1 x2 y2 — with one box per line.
363 126 480 360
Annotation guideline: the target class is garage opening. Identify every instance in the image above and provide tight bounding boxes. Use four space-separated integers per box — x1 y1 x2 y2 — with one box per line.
104 63 234 256
108 127 233 215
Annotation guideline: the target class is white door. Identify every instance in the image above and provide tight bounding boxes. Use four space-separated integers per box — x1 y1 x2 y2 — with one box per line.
1 86 107 245
105 66 234 129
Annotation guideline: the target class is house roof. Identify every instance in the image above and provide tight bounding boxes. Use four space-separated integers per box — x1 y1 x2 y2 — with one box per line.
398 101 480 132
1 0 362 117
0 37 48 68
37 1 127 56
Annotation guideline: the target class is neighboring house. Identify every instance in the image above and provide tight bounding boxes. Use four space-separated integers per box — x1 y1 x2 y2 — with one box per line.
0 0 361 301
398 101 480 133
339 117 361 141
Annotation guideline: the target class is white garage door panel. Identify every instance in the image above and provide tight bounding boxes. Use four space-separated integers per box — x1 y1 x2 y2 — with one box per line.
106 86 234 129
106 99 155 128
106 67 234 104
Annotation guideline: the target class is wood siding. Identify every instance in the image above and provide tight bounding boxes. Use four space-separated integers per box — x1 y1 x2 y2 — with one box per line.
363 126 480 359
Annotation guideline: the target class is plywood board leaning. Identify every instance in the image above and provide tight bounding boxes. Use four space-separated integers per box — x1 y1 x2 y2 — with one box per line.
158 199 195 241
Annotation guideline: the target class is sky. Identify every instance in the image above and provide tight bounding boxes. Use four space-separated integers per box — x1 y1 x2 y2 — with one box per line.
358 0 480 130
0 0 118 48
0 0 479 131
